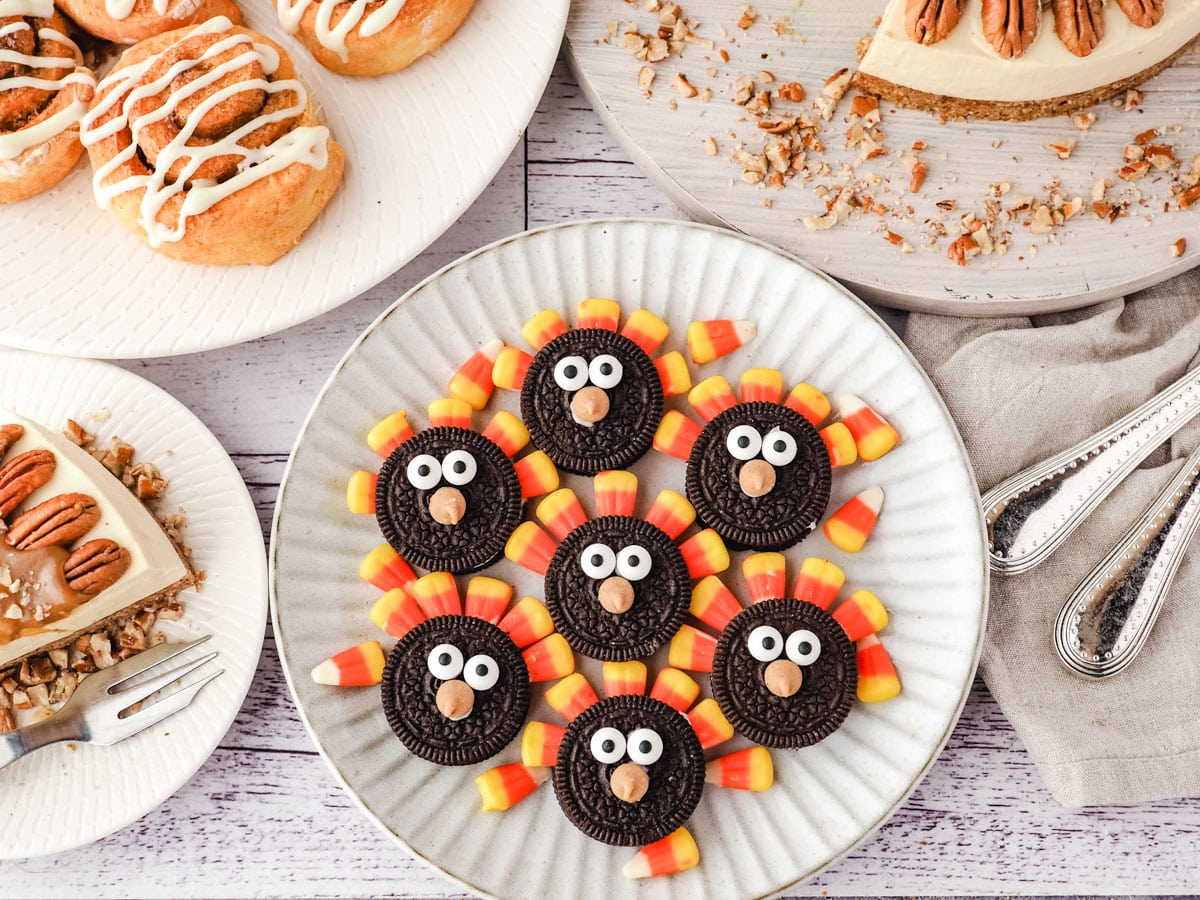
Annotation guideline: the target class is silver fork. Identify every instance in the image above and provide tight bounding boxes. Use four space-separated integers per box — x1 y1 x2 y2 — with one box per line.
0 635 222 770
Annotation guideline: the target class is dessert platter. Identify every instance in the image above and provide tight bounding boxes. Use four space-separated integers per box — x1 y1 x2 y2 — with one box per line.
270 218 988 897
1 0 568 358
0 350 267 858
564 0 1200 314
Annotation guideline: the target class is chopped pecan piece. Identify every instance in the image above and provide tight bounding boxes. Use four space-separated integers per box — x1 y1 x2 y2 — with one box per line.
1116 0 1163 26
905 0 964 44
1054 0 1104 57
982 0 1040 57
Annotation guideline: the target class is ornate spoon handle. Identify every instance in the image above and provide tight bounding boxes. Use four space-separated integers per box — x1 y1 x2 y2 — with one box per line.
1054 442 1200 678
982 367 1200 576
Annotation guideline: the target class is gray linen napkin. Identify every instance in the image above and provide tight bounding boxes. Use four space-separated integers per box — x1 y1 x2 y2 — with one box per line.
904 268 1200 807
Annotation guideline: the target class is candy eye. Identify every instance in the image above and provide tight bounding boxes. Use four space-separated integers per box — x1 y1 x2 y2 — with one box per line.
554 355 589 391
726 425 763 461
616 545 652 581
427 643 463 680
441 449 477 486
626 728 663 765
580 543 617 579
463 654 500 691
590 726 626 764
747 625 784 662
588 354 624 389
762 427 798 466
785 629 822 666
406 454 442 490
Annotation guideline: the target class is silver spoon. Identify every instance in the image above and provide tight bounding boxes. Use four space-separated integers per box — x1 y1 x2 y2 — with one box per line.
1054 442 1200 678
982 366 1200 576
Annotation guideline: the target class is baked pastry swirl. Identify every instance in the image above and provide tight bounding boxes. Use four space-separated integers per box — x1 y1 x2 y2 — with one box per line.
55 0 244 45
0 0 95 204
79 17 345 265
276 0 475 76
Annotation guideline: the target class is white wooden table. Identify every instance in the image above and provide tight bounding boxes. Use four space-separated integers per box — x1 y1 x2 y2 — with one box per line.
7 58 1200 897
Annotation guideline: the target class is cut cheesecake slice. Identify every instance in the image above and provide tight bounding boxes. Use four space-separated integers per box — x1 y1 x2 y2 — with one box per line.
0 412 193 671
855 0 1200 120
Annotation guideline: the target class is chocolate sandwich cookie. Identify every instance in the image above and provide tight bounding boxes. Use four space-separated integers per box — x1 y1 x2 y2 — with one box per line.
686 401 832 551
381 614 530 766
710 598 856 748
522 329 663 475
544 516 690 662
375 427 522 574
554 694 705 846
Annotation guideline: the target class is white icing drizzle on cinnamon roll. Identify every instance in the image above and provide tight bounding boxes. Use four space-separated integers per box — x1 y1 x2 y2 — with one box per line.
79 16 331 249
276 0 409 62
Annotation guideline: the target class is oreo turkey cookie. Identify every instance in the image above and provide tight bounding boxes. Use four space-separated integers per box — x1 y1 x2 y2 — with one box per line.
710 598 856 748
553 694 705 846
686 401 832 551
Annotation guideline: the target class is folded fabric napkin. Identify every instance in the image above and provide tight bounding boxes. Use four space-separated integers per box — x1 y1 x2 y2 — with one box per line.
904 268 1200 807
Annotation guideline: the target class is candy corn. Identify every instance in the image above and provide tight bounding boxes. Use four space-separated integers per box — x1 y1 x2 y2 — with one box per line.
689 576 742 632
856 634 901 702
705 747 773 791
603 660 647 697
514 451 559 499
740 368 783 405
688 375 737 423
688 698 734 749
497 596 555 649
367 411 413 458
837 394 899 462
370 589 426 639
464 576 512 624
784 383 831 427
476 763 551 811
428 397 472 430
791 557 845 610
522 310 568 351
412 571 463 618
577 297 621 331
743 552 786 603
668 624 718 673
346 471 377 514
649 667 700 713
492 346 532 391
620 309 670 356
654 410 702 460
537 489 588 541
311 642 385 686
644 490 695 540
687 319 755 364
359 544 416 594
654 351 692 397
678 529 730 578
522 633 574 682
594 469 638 518
505 522 557 575
522 721 567 767
832 589 888 641
448 339 503 410
820 422 858 468
481 410 529 458
623 827 699 879
545 672 599 721
824 486 884 553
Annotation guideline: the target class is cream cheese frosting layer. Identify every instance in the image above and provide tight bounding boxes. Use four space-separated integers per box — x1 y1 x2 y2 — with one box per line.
858 0 1200 102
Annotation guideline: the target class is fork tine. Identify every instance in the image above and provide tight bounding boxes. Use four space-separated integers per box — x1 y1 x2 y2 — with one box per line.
113 667 223 739
117 651 219 711
102 634 213 694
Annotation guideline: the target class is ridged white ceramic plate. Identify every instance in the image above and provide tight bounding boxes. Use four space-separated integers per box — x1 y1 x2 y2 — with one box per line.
271 219 988 898
1 0 567 359
0 350 267 858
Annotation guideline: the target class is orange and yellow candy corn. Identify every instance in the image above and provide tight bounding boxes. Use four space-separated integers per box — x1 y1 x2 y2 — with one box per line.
838 394 899 462
688 375 737 423
367 411 414 458
594 469 637 517
856 634 901 702
506 522 558 575
521 721 566 767
449 339 503 410
654 410 702 460
545 672 599 721
820 422 858 468
476 763 551 811
428 397 472 430
412 571 462 619
346 471 377 514
464 576 512 624
620 308 670 356
311 642 385 686
481 410 529 458
603 660 647 697
523 310 568 351
705 746 774 791
359 544 416 594
649 667 700 713
679 529 730 578
623 827 699 879
654 351 692 397
743 552 786 603
514 451 559 499
689 576 742 632
791 557 845 610
669 624 718 673
370 589 426 639
824 486 884 553
833 589 888 641
688 698 734 749
497 596 554 649
537 489 587 541
644 490 695 540
522 633 574 682
687 319 756 364
784 383 831 427
578 297 621 331
492 346 533 391
740 368 783 405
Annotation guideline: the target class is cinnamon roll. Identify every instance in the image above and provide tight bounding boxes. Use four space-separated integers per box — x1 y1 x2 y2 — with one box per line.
80 17 345 266
55 0 244 45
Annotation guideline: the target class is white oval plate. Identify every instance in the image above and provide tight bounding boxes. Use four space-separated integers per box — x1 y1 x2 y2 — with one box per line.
0 350 267 858
2 0 567 359
271 218 988 898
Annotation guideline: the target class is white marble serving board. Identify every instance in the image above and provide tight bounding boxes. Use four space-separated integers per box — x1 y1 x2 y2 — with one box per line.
565 0 1200 315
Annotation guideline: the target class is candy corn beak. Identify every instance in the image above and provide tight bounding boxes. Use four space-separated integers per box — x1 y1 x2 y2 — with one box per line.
610 762 649 803
436 679 474 720
597 575 635 614
764 659 802 697
429 486 466 526
571 386 610 425
738 459 776 497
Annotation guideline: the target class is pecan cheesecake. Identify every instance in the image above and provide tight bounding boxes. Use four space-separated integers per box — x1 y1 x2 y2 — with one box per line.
854 0 1200 120
0 412 192 672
